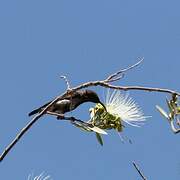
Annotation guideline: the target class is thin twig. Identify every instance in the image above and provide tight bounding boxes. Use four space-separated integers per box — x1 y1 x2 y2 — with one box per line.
133 161 147 180
46 111 108 135
46 111 91 126
106 57 144 81
60 75 71 90
0 60 180 162
106 74 124 83
0 92 68 162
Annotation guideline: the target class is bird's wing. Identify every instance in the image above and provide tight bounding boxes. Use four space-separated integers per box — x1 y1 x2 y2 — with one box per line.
28 90 83 116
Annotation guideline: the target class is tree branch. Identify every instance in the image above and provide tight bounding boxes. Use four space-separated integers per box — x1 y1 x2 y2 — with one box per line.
106 57 144 82
133 161 147 180
46 111 91 126
72 82 180 96
0 60 180 162
0 92 67 162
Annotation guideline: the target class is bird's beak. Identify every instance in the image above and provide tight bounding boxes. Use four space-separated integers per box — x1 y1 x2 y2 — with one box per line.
100 102 107 112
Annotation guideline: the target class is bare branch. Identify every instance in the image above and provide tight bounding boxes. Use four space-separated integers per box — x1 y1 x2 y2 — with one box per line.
0 113 43 162
0 60 180 162
72 82 180 96
106 74 124 83
106 57 144 82
133 161 147 180
46 111 108 135
46 111 90 125
0 92 68 162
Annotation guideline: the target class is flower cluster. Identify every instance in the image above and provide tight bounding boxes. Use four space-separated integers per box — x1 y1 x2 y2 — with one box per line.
72 89 149 145
88 90 149 145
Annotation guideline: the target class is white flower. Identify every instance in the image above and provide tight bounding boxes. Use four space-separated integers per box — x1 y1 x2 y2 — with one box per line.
105 89 149 127
27 172 52 180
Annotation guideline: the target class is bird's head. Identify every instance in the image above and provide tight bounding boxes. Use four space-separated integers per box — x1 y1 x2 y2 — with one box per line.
84 90 107 111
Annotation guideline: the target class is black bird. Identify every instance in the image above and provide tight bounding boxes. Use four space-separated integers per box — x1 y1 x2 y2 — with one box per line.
29 89 106 116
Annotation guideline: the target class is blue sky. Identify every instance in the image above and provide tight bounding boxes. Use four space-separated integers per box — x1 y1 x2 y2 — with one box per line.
0 0 180 179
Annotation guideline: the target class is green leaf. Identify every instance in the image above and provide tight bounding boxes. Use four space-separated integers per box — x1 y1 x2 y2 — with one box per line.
156 105 169 119
95 133 103 146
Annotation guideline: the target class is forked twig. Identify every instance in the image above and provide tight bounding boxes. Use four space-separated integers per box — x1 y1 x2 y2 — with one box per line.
106 57 144 82
0 59 179 162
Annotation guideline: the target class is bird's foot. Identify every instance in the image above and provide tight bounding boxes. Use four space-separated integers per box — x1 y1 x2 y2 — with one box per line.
57 114 65 120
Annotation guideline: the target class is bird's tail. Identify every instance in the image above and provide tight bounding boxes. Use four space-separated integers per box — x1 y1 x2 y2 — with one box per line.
28 101 51 116
28 108 41 116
